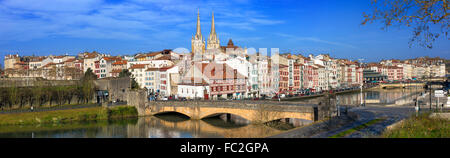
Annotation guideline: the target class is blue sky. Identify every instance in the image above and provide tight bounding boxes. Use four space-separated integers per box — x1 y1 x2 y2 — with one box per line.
0 0 449 68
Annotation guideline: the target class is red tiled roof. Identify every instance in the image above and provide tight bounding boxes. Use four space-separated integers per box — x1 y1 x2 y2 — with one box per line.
145 65 175 72
14 61 28 65
112 60 127 65
129 64 147 69
65 58 76 63
43 62 56 68
279 64 289 68
154 55 171 60
84 52 99 59
135 50 169 59
110 69 123 73
103 56 121 61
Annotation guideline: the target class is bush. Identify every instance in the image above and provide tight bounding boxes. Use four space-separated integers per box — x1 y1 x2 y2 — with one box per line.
107 106 138 118
384 113 450 138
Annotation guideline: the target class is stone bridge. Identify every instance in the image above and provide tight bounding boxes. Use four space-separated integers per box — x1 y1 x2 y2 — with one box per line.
127 90 335 123
379 82 425 89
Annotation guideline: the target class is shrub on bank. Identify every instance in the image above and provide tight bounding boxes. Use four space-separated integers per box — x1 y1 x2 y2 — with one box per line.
106 106 138 118
383 113 450 138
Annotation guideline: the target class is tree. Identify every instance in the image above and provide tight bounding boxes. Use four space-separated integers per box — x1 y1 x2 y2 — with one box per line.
362 0 449 49
119 69 131 77
80 68 97 103
119 69 139 89
8 82 18 108
131 78 140 90
83 68 97 80
32 81 43 107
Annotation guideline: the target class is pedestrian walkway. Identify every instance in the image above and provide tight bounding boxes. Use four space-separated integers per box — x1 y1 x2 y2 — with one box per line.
310 105 415 138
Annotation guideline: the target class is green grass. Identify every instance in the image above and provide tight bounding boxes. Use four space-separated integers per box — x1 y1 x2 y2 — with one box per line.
383 113 450 138
0 105 138 126
330 118 384 138
107 106 138 118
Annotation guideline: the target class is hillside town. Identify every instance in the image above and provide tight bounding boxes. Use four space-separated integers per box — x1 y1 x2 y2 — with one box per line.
1 11 448 101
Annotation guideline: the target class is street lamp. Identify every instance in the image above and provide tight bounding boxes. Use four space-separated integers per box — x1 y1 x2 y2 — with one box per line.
357 59 365 107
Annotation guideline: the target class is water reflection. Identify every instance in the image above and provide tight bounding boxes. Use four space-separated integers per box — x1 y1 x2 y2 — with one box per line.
298 88 425 106
0 115 300 138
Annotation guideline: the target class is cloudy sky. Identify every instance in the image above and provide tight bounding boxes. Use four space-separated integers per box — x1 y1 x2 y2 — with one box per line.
0 0 449 67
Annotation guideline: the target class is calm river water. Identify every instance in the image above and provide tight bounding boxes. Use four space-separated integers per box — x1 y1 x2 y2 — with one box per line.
0 88 423 138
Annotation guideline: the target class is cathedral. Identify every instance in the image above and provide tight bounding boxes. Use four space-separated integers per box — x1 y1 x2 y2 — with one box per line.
191 10 246 60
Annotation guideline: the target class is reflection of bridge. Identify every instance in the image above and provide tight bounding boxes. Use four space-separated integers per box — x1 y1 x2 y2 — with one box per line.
133 101 332 123
379 82 425 89
144 117 284 138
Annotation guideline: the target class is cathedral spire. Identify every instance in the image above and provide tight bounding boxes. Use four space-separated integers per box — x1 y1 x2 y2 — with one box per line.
207 11 220 50
192 9 205 55
196 9 201 38
211 11 215 34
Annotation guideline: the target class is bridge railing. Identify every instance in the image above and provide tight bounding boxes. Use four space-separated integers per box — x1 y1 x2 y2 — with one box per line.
147 100 317 113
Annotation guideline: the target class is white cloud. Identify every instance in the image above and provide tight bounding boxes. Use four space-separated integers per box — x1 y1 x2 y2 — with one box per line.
275 33 357 49
0 0 284 42
0 0 102 13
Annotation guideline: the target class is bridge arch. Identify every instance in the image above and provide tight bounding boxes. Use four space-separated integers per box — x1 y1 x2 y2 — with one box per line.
199 109 254 122
146 103 315 123
153 111 191 118
152 107 194 119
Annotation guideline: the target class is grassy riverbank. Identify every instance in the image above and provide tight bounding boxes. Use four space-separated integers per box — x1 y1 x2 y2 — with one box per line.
383 113 450 138
329 118 384 138
0 106 138 126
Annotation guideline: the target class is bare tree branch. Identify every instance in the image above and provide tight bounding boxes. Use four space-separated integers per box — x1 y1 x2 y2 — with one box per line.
362 0 449 49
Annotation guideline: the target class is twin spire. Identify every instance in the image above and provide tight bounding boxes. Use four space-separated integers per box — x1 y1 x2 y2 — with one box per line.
194 9 220 50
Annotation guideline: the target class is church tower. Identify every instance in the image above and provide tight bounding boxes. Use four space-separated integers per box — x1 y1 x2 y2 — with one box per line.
192 9 205 55
207 11 220 50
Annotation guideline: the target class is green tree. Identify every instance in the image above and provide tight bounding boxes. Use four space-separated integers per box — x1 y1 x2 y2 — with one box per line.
81 68 96 103
8 82 18 108
119 69 131 77
32 81 43 107
131 78 139 90
362 0 449 48
83 68 97 80
119 69 139 89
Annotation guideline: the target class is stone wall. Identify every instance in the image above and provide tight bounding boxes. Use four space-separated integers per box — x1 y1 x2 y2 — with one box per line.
127 90 147 116
94 77 130 102
0 77 79 87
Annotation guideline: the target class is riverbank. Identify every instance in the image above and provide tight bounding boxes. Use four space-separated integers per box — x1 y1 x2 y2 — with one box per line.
383 112 450 138
0 105 138 126
270 105 419 138
0 118 138 134
268 112 359 138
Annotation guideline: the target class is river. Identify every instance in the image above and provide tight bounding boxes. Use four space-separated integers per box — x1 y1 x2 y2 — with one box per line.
0 88 424 138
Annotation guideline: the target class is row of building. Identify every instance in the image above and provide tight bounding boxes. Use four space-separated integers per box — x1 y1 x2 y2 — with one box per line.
2 10 447 100
364 57 446 82
2 51 447 100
